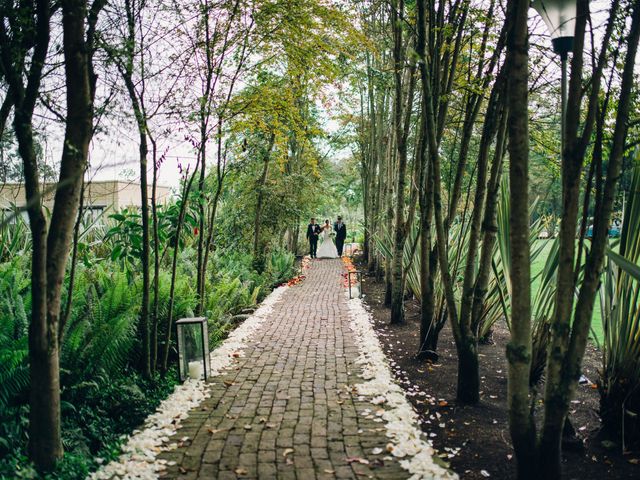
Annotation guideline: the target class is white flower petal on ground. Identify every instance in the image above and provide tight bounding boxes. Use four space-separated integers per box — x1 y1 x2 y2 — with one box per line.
347 295 458 480
89 286 289 480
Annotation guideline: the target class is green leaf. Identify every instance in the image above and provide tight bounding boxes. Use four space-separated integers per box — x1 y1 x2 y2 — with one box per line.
606 247 640 280
111 244 123 261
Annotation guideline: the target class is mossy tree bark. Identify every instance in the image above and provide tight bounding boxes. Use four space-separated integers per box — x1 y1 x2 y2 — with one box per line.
504 0 537 475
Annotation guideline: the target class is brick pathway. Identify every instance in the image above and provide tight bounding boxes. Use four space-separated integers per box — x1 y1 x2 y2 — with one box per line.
159 259 408 480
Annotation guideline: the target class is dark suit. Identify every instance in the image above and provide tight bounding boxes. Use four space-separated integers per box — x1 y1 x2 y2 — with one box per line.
333 221 347 256
306 223 321 258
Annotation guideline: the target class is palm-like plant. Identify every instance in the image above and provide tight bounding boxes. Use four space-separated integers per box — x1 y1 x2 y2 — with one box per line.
599 166 640 447
0 210 30 262
266 247 296 286
376 208 473 351
490 179 559 385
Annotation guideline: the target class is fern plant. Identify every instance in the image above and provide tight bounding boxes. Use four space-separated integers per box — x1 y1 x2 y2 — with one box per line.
0 257 30 407
61 267 140 381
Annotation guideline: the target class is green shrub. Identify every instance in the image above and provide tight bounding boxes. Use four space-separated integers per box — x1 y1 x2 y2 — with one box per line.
0 210 294 479
266 247 295 286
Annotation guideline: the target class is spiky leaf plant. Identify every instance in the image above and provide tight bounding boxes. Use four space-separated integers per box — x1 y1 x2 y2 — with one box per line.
599 165 640 446
490 179 557 385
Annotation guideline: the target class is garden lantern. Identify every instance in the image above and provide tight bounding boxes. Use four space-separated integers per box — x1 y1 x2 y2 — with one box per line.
531 0 577 148
348 270 364 299
176 317 210 381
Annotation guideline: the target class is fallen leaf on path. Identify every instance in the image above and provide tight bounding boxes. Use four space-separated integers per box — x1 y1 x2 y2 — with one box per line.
324 469 335 474
480 470 491 477
283 448 294 457
223 380 235 387
235 467 248 475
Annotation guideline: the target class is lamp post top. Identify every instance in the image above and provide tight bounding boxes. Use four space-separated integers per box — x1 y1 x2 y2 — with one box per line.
531 0 577 58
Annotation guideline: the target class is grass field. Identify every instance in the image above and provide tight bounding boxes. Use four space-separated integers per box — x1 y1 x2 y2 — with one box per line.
531 239 604 344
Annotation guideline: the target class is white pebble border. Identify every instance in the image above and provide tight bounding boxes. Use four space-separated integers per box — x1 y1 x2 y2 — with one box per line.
89 285 289 480
347 295 458 480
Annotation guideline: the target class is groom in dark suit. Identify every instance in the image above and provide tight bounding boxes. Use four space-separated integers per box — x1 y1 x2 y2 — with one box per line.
306 218 321 258
333 216 347 256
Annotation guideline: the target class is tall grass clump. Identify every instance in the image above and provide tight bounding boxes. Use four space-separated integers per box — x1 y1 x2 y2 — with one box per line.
599 166 640 448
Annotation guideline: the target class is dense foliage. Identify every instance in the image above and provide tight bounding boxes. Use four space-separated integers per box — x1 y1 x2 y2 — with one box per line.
2 0 640 478
0 209 296 478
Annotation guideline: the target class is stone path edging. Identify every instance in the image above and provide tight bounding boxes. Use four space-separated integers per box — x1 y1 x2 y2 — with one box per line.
89 286 289 480
347 295 458 480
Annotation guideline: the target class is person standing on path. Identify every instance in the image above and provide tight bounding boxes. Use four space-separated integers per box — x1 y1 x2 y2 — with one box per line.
317 219 339 259
334 216 347 256
306 217 321 258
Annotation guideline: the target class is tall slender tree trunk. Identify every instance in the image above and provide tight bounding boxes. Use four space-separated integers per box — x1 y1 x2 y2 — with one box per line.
150 135 160 372
539 2 639 477
253 134 276 258
384 134 395 307
162 167 200 372
415 4 435 359
504 0 537 476
538 0 611 474
2 0 56 467
389 0 415 324
137 124 151 377
20 0 103 469
453 69 506 403
470 109 507 333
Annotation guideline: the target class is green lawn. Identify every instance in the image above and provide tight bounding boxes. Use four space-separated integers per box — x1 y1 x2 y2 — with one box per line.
530 239 603 344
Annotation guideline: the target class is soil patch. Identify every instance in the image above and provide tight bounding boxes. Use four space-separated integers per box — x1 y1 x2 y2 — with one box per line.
359 270 640 479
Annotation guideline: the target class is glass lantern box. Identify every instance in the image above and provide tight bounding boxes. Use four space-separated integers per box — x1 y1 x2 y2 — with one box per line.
176 317 210 381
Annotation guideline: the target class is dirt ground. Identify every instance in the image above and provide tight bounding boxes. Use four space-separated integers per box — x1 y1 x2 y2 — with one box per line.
358 271 640 479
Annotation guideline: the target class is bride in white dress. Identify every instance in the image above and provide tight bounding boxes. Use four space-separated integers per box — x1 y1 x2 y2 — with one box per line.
316 219 338 259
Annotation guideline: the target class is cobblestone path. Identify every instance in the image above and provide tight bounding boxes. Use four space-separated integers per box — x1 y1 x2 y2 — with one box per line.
160 259 408 480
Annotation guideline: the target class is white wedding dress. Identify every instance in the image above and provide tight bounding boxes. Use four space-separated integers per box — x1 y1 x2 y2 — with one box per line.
317 227 338 258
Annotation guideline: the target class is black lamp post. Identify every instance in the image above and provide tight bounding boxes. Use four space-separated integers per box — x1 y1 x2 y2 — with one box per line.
531 0 577 149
